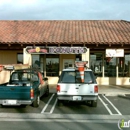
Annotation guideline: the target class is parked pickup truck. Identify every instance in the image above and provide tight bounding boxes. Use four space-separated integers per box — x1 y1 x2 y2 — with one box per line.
0 69 49 107
57 61 98 107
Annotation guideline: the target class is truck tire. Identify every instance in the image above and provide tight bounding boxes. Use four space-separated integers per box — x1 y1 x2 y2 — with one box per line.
21 105 27 108
44 86 49 97
57 99 63 106
0 104 3 108
91 100 97 107
32 95 40 107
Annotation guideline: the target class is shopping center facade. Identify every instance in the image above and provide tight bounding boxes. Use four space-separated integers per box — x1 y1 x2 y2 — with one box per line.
0 20 130 85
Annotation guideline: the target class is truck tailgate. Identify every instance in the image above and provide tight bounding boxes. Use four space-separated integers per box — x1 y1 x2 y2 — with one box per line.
0 86 31 100
58 83 98 95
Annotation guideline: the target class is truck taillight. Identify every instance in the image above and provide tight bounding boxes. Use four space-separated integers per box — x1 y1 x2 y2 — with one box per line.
94 85 98 93
56 85 60 92
30 88 34 99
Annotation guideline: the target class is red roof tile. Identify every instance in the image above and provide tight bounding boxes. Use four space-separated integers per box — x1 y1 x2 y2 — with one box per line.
0 20 129 45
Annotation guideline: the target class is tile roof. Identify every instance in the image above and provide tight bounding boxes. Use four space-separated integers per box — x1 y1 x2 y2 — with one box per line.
0 20 129 45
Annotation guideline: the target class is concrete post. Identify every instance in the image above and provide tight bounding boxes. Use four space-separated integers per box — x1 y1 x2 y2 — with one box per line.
23 48 32 65
43 54 46 77
82 48 90 67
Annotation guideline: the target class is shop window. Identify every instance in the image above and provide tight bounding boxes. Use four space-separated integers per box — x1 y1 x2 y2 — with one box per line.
32 55 40 68
119 54 130 77
17 53 23 64
76 54 81 61
32 55 44 76
63 59 74 69
104 57 116 77
90 53 102 77
46 54 59 76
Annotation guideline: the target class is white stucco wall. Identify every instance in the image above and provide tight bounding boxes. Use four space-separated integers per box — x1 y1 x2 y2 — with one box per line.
23 48 32 65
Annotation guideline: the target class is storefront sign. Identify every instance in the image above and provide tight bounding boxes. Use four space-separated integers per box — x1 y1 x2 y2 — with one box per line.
106 49 124 57
26 46 87 54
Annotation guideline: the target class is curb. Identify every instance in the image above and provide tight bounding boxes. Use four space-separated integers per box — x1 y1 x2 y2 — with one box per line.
116 86 130 90
118 94 130 99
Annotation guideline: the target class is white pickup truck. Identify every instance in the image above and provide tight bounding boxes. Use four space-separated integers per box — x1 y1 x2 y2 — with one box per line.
56 61 98 107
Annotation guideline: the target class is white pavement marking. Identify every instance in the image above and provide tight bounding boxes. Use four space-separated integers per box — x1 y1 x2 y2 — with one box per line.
102 94 122 115
50 98 57 114
41 94 55 113
98 96 113 115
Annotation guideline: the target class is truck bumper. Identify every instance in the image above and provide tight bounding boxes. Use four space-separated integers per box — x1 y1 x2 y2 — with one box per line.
0 100 32 106
57 95 98 101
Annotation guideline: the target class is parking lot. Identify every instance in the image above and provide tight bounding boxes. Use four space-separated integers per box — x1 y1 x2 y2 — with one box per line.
0 85 130 115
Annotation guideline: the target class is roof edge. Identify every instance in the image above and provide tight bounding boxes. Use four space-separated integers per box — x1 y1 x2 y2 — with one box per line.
121 20 130 23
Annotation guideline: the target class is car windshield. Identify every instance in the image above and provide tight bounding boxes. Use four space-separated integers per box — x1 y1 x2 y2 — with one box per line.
59 71 96 83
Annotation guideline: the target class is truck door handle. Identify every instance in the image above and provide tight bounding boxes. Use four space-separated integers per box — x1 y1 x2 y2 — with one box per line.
75 88 79 89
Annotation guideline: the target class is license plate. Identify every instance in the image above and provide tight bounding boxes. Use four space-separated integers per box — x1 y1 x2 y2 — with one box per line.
3 100 17 105
73 96 82 101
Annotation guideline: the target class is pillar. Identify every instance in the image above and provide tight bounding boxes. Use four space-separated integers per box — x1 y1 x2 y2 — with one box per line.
23 48 32 65
82 48 90 67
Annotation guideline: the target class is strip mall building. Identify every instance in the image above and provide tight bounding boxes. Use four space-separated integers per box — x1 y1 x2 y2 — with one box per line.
0 20 130 85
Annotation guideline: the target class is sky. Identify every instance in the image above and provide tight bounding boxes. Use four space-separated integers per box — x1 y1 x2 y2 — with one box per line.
0 0 130 21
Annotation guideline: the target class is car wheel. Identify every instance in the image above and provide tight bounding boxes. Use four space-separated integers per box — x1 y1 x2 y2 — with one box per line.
0 104 3 108
21 105 27 108
91 100 97 107
44 86 49 97
32 95 40 107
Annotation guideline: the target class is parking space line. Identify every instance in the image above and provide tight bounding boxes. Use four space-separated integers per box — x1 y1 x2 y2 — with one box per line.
50 98 57 114
98 96 113 115
41 94 55 113
102 94 122 115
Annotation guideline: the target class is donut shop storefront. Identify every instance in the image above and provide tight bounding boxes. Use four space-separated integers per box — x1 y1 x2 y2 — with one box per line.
23 46 130 85
23 46 89 84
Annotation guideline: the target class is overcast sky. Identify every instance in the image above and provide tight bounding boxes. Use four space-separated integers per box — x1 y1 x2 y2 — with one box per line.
0 0 130 21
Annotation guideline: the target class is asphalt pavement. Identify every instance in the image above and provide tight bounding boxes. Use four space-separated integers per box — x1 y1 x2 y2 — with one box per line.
0 84 130 130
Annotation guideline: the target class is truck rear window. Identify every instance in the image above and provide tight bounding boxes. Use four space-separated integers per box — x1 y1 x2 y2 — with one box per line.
11 72 38 82
59 71 96 83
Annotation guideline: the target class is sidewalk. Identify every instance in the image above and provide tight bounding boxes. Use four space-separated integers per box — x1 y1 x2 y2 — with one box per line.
98 85 130 99
49 84 130 88
115 85 130 89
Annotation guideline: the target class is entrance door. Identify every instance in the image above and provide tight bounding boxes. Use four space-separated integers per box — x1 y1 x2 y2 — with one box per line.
63 59 74 69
